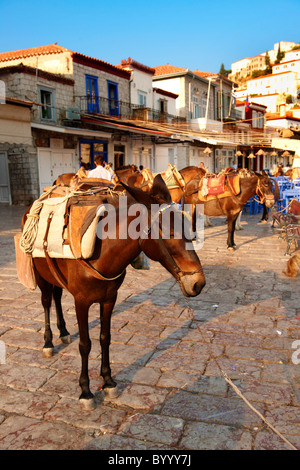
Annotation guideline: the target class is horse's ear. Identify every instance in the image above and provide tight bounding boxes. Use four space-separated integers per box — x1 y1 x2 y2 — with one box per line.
120 181 153 207
150 174 172 204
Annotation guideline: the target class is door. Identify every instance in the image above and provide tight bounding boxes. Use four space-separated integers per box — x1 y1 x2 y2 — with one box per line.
79 139 108 169
38 149 77 194
0 152 11 204
107 81 119 116
86 75 99 113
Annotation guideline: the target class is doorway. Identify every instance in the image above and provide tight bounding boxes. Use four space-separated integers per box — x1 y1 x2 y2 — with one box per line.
79 139 108 169
0 152 11 203
86 75 99 113
107 81 119 116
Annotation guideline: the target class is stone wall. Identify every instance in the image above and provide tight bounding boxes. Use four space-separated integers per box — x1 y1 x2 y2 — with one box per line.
0 142 39 205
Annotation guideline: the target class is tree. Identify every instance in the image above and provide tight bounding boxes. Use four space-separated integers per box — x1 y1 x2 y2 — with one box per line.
219 63 226 76
219 63 231 77
275 42 285 64
264 51 272 74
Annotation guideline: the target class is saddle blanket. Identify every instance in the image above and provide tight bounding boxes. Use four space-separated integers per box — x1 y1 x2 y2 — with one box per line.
142 164 185 189
199 175 240 201
30 196 105 260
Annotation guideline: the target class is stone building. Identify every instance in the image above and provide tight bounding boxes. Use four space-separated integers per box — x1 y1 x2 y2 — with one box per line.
0 44 132 202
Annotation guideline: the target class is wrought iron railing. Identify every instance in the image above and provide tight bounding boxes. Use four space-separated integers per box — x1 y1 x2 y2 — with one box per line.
74 96 186 123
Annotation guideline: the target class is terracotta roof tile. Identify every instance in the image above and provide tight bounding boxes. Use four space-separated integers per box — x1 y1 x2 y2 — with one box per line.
0 43 131 80
153 64 188 76
193 70 214 78
0 43 67 62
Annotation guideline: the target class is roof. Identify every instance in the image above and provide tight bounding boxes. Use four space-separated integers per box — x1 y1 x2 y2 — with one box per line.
153 64 188 76
272 57 300 67
118 58 155 75
248 70 296 81
0 43 68 62
0 43 131 80
236 99 267 109
193 70 237 85
153 87 178 99
266 111 300 122
5 96 33 107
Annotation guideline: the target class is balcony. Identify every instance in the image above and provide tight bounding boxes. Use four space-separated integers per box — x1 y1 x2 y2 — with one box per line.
74 96 186 124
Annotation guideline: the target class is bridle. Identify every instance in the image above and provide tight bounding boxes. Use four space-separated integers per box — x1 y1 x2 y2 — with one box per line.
138 202 204 283
255 176 274 205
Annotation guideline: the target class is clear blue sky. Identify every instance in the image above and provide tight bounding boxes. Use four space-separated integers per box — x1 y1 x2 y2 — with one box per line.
0 0 299 73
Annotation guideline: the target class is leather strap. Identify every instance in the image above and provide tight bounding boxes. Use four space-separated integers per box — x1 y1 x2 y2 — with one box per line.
43 212 68 289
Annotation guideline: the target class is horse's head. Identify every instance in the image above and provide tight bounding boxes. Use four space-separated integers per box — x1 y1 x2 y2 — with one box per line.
122 175 205 297
257 174 278 208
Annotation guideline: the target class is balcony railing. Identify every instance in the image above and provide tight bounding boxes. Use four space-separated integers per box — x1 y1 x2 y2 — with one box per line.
74 96 186 124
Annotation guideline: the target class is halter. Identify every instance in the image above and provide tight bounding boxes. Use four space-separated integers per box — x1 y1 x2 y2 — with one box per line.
138 202 204 283
255 177 274 205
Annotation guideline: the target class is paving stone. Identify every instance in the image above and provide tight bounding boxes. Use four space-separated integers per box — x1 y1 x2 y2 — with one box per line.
83 434 167 450
0 361 56 391
118 413 184 446
180 421 253 450
254 429 300 451
45 396 127 433
228 380 293 405
1 207 300 450
110 383 169 410
161 390 264 428
0 415 91 450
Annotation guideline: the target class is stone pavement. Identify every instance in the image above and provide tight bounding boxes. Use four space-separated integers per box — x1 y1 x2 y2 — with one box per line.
0 205 299 451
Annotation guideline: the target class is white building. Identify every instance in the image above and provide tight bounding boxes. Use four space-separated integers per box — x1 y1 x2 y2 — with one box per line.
230 41 297 81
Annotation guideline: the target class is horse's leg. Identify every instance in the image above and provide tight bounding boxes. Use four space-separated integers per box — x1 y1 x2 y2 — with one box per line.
100 298 118 398
235 212 243 230
75 298 95 409
227 213 239 250
204 215 213 227
53 286 71 344
39 279 54 358
259 203 269 223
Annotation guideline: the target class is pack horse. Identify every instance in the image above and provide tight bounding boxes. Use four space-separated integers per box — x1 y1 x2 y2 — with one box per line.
16 176 205 410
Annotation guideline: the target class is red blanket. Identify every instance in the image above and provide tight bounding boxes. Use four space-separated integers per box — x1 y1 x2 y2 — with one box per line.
207 175 225 195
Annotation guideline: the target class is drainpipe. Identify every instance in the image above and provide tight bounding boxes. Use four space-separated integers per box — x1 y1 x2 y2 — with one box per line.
205 78 211 129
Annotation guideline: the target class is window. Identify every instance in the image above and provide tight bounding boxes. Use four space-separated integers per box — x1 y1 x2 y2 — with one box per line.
39 86 55 121
86 75 99 113
138 91 147 107
159 99 167 114
252 110 264 128
201 96 207 117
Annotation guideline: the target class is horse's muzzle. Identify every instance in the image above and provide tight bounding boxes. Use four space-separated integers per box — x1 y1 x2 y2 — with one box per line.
180 271 206 297
264 195 275 208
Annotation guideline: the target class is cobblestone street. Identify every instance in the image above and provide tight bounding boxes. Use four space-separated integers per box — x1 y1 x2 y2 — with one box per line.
0 205 299 450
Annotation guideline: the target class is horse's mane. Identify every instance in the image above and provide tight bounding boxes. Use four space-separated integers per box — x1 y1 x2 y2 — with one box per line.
116 164 138 172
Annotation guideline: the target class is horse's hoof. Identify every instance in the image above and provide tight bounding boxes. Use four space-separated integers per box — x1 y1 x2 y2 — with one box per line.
227 246 235 251
42 347 54 358
61 335 71 344
104 386 118 399
80 397 96 410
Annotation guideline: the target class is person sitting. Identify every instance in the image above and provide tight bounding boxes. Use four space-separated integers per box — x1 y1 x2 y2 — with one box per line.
87 155 114 181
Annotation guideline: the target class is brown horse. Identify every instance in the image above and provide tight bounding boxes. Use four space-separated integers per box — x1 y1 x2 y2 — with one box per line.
183 172 279 250
23 175 205 409
126 166 206 203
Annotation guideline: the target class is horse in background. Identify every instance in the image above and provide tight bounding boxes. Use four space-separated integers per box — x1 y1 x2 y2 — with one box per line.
183 172 279 250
